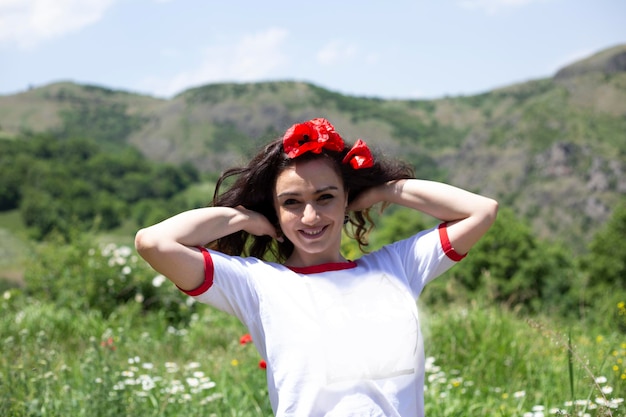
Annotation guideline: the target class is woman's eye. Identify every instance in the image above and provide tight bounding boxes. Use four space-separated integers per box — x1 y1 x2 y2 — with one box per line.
283 199 299 206
318 194 334 202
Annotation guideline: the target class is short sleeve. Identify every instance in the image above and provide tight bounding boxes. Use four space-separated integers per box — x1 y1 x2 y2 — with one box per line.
180 249 263 323
372 223 462 297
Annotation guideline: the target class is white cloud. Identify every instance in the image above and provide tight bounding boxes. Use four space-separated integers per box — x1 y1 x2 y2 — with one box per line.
458 0 545 14
316 40 358 66
0 0 116 49
142 28 289 97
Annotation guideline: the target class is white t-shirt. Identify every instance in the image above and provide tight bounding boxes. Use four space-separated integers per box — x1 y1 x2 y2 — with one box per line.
181 223 464 417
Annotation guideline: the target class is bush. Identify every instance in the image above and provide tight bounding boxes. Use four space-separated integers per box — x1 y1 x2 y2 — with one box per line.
24 234 196 323
427 208 579 314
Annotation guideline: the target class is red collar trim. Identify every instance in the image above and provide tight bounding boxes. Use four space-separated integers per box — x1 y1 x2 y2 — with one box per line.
287 261 357 275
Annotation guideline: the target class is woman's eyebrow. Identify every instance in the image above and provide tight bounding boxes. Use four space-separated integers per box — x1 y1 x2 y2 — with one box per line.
277 185 339 199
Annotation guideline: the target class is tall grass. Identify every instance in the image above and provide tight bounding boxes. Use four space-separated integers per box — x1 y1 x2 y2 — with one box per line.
2 288 624 416
1 237 624 416
421 303 625 416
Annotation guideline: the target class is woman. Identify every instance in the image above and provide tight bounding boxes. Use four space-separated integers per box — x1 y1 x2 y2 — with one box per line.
135 118 498 416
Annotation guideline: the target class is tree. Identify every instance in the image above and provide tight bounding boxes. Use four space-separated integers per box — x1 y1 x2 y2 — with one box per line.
583 202 626 288
449 208 576 311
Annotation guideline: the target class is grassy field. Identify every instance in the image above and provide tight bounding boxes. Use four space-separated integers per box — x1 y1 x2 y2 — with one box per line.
0 217 624 416
1 287 624 416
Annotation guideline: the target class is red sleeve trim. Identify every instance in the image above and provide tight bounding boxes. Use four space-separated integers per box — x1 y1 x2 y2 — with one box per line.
178 246 214 296
438 222 467 262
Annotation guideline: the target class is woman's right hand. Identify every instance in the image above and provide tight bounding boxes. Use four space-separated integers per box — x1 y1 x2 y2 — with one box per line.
236 206 282 241
135 205 281 290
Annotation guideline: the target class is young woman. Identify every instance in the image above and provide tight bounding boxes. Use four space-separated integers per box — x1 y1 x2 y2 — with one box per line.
135 118 498 416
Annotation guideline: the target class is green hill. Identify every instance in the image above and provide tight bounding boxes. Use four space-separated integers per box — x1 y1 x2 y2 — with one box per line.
0 44 624 252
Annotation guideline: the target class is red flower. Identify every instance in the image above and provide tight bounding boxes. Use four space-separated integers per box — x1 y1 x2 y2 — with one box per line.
282 118 345 158
342 139 374 169
239 333 253 345
259 359 267 370
100 337 116 351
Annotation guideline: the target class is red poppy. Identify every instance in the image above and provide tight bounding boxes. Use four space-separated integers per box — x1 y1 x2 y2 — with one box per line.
239 333 253 345
342 139 374 169
282 118 344 158
100 337 116 351
258 359 267 370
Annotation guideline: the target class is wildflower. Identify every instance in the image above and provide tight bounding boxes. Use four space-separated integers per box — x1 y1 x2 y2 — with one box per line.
152 274 166 288
139 375 156 391
240 333 253 345
100 337 116 351
514 390 526 399
165 362 179 373
200 380 216 390
231 359 239 367
200 393 223 405
595 376 608 384
118 245 132 257
259 360 267 370
596 335 604 343
601 386 613 394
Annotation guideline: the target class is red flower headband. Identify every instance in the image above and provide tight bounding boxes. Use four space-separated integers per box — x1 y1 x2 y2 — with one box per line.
282 118 374 169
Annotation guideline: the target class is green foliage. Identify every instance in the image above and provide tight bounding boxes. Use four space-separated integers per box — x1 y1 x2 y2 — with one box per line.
369 206 431 249
0 134 199 239
0 142 31 210
450 209 577 313
23 234 195 322
56 96 148 146
582 202 626 288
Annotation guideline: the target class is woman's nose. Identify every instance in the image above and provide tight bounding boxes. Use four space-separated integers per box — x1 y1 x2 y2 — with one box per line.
302 203 319 224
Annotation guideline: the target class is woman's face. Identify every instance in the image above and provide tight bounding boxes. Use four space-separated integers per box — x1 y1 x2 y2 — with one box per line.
274 158 348 267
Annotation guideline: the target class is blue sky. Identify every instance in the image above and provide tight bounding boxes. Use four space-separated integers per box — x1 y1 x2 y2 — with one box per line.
1 0 624 100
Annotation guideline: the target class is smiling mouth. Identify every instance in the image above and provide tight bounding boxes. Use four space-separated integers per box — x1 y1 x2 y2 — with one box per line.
299 226 327 238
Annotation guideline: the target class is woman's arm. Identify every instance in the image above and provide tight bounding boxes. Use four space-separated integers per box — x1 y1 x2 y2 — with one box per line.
134 206 279 291
349 179 498 255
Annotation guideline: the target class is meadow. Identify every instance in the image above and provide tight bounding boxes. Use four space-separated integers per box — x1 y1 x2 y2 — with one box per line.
1 239 624 417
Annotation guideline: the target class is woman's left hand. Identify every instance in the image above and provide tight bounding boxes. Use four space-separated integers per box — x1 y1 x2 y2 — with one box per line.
347 180 401 211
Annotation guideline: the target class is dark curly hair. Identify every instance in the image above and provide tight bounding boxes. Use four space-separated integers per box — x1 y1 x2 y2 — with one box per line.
209 132 414 262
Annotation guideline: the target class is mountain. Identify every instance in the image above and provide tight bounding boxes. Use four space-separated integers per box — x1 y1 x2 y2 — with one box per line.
1 44 625 252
